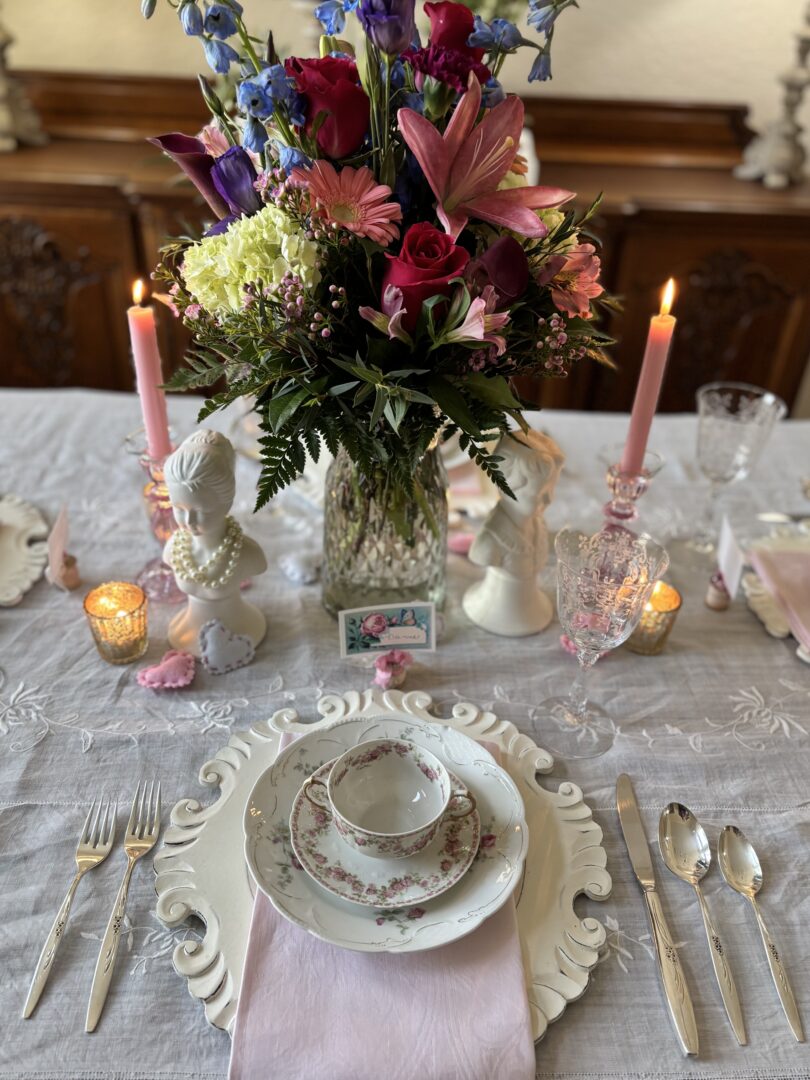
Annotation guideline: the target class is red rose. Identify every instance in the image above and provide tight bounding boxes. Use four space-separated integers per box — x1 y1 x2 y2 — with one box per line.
382 223 470 333
285 56 370 159
424 1 484 61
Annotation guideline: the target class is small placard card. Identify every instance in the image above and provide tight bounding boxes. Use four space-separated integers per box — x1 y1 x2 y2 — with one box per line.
717 515 745 600
338 601 436 658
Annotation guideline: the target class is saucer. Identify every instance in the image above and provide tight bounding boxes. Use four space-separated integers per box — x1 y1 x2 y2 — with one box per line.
243 714 527 954
290 758 480 909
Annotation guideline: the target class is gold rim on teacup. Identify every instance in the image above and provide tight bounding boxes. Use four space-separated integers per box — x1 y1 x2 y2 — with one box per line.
301 738 476 860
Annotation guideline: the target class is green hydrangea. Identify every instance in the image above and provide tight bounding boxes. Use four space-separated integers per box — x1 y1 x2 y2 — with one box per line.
182 206 320 313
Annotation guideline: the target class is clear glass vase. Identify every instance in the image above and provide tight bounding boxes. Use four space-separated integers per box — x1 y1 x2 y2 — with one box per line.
322 447 448 616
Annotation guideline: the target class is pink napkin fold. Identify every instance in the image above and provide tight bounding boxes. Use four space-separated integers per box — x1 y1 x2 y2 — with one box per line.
229 741 535 1080
749 548 810 648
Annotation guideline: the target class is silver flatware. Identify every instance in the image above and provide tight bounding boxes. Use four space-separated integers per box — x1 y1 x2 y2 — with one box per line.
23 797 116 1019
617 775 699 1056
659 804 746 1045
718 825 805 1043
85 781 161 1033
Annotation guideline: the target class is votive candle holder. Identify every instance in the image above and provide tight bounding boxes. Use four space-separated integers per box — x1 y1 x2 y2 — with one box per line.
84 582 148 664
625 580 682 656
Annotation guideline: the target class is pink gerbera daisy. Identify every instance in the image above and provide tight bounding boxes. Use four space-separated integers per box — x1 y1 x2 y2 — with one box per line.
291 161 402 247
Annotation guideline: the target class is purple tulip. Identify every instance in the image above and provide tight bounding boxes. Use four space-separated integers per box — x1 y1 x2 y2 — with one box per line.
210 146 262 217
465 236 529 309
147 132 229 219
357 0 416 57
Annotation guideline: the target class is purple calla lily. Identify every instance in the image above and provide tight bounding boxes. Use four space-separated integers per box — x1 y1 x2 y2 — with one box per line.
210 146 262 217
147 132 229 218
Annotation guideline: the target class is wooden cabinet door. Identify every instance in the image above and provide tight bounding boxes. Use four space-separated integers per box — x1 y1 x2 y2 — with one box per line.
0 205 140 389
589 213 810 414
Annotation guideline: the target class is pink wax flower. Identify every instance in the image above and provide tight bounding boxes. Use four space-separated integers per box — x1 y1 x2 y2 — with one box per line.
291 161 402 246
373 649 414 690
361 612 389 637
535 242 604 319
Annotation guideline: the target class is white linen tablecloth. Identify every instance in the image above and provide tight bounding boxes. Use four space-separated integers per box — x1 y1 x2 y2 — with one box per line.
2 388 809 1080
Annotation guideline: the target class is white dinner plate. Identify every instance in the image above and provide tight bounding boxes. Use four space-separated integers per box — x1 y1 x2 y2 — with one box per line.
243 714 528 952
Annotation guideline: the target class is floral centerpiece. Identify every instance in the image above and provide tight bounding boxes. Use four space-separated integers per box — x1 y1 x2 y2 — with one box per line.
143 0 614 612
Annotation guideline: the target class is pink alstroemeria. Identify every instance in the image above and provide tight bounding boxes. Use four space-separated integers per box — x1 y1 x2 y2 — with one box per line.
444 285 510 355
536 242 604 318
398 73 574 239
359 285 413 345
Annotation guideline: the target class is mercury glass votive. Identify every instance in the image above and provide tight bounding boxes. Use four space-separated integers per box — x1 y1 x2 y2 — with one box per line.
625 580 682 656
84 582 148 664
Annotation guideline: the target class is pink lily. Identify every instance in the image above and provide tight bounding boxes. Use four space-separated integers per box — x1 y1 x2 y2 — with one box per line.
398 73 574 239
359 285 413 345
443 285 510 355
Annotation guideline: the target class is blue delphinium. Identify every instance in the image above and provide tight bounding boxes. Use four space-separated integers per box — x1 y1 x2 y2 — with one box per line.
527 0 561 36
204 38 239 73
238 78 274 120
482 76 506 107
314 0 346 34
179 2 204 36
242 116 268 154
380 57 406 89
204 1 243 39
276 144 312 173
528 48 551 81
259 65 307 126
469 16 524 52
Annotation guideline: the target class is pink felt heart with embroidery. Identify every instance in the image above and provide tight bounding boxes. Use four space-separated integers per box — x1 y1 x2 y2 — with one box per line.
199 618 255 675
137 649 196 690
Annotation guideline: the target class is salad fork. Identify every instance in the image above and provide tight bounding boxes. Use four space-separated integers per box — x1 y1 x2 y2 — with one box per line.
23 796 116 1018
85 780 161 1033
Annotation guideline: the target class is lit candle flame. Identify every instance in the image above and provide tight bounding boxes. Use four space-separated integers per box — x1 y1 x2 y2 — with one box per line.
660 278 675 317
132 278 147 305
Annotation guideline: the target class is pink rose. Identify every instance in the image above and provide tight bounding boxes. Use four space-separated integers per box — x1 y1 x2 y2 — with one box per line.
361 612 388 637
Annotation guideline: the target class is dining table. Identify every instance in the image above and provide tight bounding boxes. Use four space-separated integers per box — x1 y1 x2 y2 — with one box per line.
2 386 809 1080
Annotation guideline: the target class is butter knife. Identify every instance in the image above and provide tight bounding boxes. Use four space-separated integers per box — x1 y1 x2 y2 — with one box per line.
617 774 699 1056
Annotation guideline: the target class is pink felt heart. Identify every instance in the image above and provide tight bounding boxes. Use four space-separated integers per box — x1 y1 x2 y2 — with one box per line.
137 649 196 690
199 618 255 675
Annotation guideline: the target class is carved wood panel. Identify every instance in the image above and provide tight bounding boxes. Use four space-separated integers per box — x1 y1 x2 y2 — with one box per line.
0 205 140 390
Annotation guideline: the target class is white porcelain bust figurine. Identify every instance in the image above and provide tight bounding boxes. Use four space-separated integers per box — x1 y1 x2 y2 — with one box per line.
462 429 564 637
163 429 267 656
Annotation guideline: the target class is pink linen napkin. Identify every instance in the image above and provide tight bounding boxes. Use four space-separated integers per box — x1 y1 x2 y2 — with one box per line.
749 548 810 648
229 741 535 1080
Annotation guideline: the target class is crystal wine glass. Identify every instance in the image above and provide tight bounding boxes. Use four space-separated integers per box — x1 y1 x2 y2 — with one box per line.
536 525 669 758
692 381 786 552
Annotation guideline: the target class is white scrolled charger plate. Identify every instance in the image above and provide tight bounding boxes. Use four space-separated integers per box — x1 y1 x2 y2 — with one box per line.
243 716 527 952
154 689 612 1040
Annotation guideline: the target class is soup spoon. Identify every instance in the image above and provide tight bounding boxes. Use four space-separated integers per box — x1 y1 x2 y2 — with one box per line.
659 804 746 1045
718 825 805 1043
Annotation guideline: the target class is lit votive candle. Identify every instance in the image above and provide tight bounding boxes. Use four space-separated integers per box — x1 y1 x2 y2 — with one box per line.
625 580 682 656
84 582 148 664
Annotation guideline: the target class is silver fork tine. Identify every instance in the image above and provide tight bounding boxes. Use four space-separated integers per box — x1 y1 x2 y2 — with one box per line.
138 782 152 839
104 801 117 848
80 799 97 846
90 797 106 848
126 782 142 836
151 782 161 835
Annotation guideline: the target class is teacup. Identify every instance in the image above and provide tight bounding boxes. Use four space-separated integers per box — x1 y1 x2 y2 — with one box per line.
301 738 476 859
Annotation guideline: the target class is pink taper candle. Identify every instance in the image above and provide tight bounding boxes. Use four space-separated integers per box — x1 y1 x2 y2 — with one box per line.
127 279 172 462
620 278 676 476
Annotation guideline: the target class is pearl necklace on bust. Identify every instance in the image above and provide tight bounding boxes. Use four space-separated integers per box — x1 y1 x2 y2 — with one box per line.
171 516 244 588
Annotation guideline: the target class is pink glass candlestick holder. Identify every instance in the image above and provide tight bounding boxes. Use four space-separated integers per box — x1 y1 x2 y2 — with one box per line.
133 454 185 605
601 445 664 524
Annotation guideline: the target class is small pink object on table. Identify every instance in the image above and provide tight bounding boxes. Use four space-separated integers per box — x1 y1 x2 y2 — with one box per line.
749 548 810 649
137 649 196 690
127 279 173 462
620 278 676 476
229 740 535 1080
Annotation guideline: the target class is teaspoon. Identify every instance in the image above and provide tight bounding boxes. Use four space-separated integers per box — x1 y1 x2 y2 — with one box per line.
659 804 746 1045
718 825 805 1043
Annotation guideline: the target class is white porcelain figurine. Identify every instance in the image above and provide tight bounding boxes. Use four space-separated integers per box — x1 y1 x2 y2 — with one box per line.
463 429 564 637
163 429 267 657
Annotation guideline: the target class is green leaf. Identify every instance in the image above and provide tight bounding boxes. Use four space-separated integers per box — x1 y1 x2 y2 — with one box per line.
369 386 386 430
383 396 408 434
464 373 522 410
427 375 482 437
328 380 360 396
267 386 310 433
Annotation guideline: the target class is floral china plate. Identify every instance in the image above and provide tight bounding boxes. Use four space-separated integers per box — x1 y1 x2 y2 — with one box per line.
243 714 527 953
289 757 481 909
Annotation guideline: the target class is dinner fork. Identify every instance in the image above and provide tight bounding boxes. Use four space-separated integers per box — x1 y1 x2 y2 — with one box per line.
85 781 161 1033
23 796 116 1019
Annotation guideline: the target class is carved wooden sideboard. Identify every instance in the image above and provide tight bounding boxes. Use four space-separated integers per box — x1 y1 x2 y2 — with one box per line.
1 72 810 412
